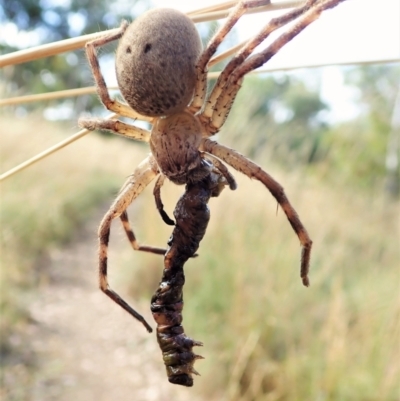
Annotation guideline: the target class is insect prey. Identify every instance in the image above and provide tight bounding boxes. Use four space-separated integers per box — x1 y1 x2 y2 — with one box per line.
151 169 234 386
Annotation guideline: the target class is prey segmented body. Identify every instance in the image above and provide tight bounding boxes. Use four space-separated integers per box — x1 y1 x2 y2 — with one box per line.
151 169 234 387
79 0 347 386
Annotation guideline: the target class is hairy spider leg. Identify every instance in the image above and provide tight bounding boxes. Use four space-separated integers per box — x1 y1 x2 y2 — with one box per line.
203 0 346 134
190 1 273 113
202 0 318 126
202 139 312 286
98 155 159 332
189 1 251 113
78 118 151 142
153 174 176 226
119 210 167 255
83 20 153 123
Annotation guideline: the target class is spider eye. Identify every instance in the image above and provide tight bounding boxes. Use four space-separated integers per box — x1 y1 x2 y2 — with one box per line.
144 43 152 53
126 46 131 54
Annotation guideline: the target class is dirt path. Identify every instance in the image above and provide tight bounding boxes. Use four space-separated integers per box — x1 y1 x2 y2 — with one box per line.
26 207 205 401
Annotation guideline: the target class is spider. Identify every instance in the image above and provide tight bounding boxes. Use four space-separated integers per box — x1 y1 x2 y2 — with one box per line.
79 0 346 333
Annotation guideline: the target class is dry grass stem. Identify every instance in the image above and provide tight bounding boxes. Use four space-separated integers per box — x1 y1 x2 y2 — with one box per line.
187 1 239 16
0 86 119 106
187 0 294 16
227 331 261 400
3 58 398 106
207 56 400 77
0 114 117 181
0 29 120 68
0 1 302 67
191 1 302 23
209 40 249 67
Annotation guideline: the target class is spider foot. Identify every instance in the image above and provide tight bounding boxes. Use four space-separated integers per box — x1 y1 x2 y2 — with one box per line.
78 117 98 131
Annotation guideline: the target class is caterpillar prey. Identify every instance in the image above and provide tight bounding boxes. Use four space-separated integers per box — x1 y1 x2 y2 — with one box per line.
151 166 236 386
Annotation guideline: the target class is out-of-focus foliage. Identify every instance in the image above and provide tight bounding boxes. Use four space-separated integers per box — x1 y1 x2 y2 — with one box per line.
222 64 400 197
0 115 147 393
319 64 400 195
0 0 147 115
343 64 400 196
222 73 329 165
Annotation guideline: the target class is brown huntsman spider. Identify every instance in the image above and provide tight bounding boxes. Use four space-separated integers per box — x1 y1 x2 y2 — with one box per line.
78 0 346 335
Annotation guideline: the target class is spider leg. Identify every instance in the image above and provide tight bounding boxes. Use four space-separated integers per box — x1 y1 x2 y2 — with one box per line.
85 20 153 122
119 211 167 255
98 155 159 332
189 0 269 114
153 174 175 226
201 0 318 127
203 0 346 134
78 117 150 142
202 139 312 286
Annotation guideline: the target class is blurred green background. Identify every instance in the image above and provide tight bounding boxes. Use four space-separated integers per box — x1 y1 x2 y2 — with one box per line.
1 0 399 400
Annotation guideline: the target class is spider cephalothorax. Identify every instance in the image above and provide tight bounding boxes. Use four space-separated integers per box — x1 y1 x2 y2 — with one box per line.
78 0 347 386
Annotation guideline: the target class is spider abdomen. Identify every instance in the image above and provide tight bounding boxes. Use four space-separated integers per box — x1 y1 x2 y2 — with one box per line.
116 8 202 117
